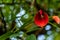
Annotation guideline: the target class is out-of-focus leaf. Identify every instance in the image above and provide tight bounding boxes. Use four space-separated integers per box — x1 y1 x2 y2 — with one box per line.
14 0 20 3
26 27 40 33
0 0 2 3
10 33 19 38
3 0 12 3
36 0 41 5
16 17 33 33
14 4 20 14
25 23 40 33
0 31 13 40
2 5 11 22
26 34 36 40
21 14 31 22
55 33 60 40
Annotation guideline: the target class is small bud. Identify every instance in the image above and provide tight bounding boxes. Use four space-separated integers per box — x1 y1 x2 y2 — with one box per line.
34 9 49 28
52 16 60 24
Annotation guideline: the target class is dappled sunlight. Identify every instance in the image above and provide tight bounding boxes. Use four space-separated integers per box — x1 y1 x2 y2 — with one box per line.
47 31 52 35
45 25 51 31
37 35 45 40
46 34 54 40
10 37 17 40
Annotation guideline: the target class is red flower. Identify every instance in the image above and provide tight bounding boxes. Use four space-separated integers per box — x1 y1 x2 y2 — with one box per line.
34 10 49 28
52 16 60 24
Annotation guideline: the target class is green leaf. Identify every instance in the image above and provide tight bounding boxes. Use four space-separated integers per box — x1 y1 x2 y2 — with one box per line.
3 0 12 3
26 26 40 33
55 33 60 40
26 34 36 40
0 31 13 40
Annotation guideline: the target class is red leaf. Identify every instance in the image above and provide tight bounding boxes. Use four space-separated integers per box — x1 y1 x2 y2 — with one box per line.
34 10 49 28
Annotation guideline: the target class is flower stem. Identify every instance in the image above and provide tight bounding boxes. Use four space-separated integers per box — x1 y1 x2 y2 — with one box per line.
49 22 58 28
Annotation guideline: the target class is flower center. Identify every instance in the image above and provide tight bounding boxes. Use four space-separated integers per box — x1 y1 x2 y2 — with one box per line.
41 15 44 18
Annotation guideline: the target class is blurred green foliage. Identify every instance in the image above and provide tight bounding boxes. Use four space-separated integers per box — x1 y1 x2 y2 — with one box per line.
0 0 60 40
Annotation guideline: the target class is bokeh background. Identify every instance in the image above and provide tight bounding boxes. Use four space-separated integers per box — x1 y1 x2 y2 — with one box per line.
0 0 60 40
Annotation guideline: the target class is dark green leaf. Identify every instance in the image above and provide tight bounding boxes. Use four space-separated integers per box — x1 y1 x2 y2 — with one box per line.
0 31 13 40
26 34 36 40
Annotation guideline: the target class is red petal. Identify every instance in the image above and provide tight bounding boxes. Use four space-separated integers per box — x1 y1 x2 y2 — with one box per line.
59 19 60 24
34 10 49 28
52 16 59 24
39 10 42 15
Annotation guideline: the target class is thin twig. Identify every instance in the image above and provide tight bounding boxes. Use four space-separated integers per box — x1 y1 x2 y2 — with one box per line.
31 0 35 7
